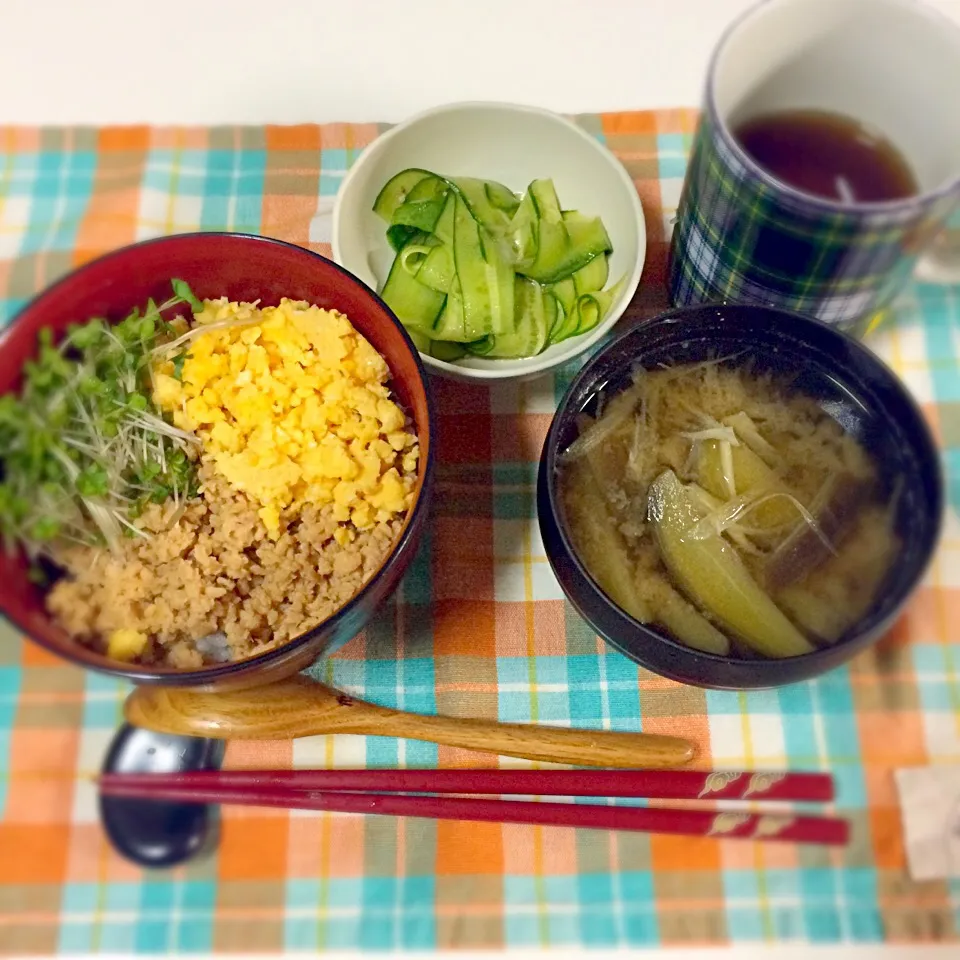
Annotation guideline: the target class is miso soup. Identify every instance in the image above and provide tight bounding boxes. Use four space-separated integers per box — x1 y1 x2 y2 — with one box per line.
558 361 899 659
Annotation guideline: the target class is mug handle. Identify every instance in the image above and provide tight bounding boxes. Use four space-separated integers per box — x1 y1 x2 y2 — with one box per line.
915 216 960 285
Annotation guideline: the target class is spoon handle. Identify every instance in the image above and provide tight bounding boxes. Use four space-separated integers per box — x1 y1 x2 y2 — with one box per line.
125 678 695 769
376 709 695 768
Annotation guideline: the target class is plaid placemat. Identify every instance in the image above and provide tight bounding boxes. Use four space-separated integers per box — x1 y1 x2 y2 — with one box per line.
0 112 959 955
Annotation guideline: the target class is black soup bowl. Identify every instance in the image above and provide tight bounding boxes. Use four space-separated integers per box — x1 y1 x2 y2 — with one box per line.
537 304 944 689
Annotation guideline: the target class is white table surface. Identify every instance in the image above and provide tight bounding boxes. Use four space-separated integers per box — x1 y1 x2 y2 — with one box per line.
2 0 952 126
6 1 960 957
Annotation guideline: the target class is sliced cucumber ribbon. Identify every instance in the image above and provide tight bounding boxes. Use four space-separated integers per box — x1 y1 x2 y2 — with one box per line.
373 168 623 361
400 245 435 275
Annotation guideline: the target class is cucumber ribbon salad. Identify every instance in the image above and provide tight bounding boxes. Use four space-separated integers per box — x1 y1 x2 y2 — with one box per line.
373 169 625 361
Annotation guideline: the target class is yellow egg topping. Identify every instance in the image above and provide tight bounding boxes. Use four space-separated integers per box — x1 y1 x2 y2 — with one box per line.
152 297 419 538
106 628 150 662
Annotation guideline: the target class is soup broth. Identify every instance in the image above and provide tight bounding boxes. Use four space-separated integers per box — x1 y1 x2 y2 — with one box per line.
558 361 899 660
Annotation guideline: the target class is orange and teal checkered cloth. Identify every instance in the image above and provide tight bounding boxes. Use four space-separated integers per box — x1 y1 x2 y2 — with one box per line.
0 111 959 954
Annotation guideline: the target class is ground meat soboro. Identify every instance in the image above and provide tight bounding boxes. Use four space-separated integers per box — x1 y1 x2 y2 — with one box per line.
47 464 404 668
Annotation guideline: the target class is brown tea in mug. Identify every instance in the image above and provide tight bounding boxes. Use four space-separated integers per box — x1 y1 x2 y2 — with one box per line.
732 110 918 203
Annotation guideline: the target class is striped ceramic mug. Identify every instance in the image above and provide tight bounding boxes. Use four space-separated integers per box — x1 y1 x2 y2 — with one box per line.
669 0 960 334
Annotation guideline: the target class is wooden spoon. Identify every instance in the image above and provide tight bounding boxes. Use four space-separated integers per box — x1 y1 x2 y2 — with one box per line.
125 675 695 769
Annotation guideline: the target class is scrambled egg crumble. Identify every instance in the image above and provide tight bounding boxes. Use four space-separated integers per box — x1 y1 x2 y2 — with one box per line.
152 297 419 537
107 628 149 661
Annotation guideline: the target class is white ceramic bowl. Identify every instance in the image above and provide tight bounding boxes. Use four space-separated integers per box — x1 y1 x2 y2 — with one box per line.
332 102 646 381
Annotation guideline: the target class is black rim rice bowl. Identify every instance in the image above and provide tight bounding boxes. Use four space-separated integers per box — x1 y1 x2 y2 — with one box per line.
537 304 944 689
0 233 436 689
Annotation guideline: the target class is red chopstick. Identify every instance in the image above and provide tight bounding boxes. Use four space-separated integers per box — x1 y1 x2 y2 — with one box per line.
99 768 833 802
98 781 848 846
